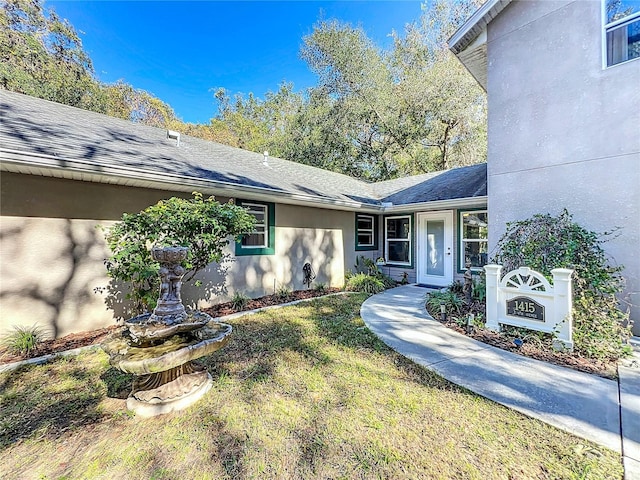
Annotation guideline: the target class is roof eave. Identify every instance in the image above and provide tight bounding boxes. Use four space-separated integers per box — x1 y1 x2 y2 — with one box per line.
448 0 512 91
382 196 487 214
0 149 384 214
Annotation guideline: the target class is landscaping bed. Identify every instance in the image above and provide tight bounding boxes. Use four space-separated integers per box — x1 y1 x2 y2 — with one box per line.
425 300 619 379
0 288 340 365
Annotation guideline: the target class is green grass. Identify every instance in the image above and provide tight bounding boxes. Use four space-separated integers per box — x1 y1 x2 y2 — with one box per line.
0 294 623 479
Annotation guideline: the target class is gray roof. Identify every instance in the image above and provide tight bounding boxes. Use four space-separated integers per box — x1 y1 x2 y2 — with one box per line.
379 163 487 205
0 90 486 211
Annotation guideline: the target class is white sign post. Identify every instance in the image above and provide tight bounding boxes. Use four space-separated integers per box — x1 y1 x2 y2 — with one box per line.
484 265 574 351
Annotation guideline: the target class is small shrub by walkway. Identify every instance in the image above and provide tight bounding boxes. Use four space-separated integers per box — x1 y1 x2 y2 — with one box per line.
0 295 622 479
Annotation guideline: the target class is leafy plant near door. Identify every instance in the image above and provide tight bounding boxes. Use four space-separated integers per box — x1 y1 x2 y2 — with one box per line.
493 209 631 360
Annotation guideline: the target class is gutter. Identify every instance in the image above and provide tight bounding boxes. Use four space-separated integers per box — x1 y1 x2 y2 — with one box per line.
382 196 487 213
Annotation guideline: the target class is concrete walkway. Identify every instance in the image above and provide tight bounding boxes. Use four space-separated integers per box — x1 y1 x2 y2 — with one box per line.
361 285 640 479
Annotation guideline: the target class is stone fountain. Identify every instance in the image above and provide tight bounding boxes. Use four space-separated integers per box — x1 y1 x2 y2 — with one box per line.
102 246 232 417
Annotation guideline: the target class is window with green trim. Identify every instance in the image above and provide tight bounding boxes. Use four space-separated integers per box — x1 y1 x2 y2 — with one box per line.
355 214 378 251
235 200 275 256
459 210 488 271
385 215 412 266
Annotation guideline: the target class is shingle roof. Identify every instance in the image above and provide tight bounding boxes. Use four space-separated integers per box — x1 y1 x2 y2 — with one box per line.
377 163 487 205
0 90 486 210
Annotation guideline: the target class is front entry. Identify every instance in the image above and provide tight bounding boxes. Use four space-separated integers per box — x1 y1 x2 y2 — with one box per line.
416 211 454 287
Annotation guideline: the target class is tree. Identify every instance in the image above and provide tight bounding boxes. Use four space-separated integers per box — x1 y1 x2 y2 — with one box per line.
103 193 256 314
296 1 487 181
0 0 99 108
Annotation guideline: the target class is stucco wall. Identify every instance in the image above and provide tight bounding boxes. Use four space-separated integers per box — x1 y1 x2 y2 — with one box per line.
487 0 640 332
0 173 352 338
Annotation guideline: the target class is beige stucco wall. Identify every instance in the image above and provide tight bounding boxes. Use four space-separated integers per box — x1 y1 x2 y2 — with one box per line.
486 0 640 333
1 172 353 338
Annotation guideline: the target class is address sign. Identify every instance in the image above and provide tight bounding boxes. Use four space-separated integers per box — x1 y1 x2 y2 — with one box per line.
506 296 545 322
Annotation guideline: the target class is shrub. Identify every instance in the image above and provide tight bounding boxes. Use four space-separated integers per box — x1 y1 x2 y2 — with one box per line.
314 282 327 292
493 209 631 360
2 325 46 357
231 292 250 311
472 273 486 302
426 290 464 317
102 192 256 314
276 285 292 301
346 273 385 294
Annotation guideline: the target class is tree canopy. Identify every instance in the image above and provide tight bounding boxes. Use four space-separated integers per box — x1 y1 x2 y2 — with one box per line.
1 0 487 181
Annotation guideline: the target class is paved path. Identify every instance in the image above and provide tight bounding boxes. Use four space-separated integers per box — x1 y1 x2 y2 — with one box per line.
361 285 640 479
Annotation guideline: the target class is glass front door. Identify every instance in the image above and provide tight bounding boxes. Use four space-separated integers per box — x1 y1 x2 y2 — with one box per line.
417 211 453 286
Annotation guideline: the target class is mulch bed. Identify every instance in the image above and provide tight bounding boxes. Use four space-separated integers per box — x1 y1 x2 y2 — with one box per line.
0 288 340 366
427 301 618 379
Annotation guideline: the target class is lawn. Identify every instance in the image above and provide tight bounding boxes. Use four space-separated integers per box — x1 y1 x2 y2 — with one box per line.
0 294 622 479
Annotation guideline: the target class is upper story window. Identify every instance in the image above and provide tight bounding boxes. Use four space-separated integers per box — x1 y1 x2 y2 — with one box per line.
235 200 275 256
385 215 412 266
459 210 488 271
605 0 640 66
355 214 378 251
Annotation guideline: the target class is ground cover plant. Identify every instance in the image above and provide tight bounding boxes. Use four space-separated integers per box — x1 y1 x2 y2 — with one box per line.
0 295 622 479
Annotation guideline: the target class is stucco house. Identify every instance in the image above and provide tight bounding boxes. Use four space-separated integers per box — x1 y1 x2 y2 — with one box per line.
449 0 640 335
0 89 487 338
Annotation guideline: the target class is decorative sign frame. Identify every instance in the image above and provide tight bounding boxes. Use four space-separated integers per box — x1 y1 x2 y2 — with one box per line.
484 265 574 350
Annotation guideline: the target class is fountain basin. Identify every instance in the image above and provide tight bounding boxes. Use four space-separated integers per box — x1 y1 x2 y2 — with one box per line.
102 322 232 375
125 310 212 346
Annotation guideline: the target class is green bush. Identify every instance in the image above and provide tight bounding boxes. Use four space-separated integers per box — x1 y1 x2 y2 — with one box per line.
2 325 46 357
231 292 250 311
426 290 464 317
354 255 396 288
314 282 328 292
472 273 486 302
103 192 256 314
346 273 385 294
276 285 292 301
493 209 631 360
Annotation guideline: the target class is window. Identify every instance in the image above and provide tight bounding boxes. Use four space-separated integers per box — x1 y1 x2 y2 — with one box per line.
235 200 275 256
459 210 488 271
605 0 640 66
385 215 412 266
355 214 378 250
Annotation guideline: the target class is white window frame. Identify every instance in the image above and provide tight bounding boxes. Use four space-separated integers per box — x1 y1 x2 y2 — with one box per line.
356 214 375 248
241 202 268 249
603 0 640 68
459 210 488 272
385 215 412 266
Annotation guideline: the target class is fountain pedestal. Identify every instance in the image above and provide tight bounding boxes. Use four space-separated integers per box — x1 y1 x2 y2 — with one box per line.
102 246 232 417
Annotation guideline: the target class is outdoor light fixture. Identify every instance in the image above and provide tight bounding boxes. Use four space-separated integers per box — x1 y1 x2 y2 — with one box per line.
466 314 473 334
440 303 446 322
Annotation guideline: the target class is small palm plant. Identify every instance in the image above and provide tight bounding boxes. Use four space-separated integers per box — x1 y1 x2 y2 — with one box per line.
2 325 46 357
231 291 250 311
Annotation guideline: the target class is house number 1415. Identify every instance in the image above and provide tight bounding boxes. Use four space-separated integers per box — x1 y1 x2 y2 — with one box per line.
513 300 536 313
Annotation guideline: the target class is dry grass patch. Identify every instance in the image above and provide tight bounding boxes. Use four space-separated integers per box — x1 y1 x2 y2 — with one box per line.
0 294 622 479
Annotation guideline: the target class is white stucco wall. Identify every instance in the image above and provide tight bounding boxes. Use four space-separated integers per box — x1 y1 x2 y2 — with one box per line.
486 0 640 333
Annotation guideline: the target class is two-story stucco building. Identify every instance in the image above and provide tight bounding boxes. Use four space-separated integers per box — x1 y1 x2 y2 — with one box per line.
450 0 640 335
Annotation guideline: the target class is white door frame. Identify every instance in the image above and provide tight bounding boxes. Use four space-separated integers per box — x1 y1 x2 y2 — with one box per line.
416 211 454 287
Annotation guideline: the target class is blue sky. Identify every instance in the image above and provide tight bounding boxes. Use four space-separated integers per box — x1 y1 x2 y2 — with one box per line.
48 1 425 123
